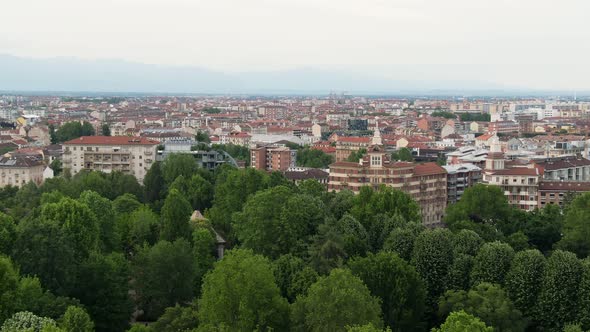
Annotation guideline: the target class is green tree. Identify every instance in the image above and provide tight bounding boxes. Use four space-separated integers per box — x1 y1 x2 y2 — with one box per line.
349 252 426 331
81 121 95 136
192 227 216 296
159 189 193 242
273 254 306 302
0 213 16 255
49 159 63 176
444 184 512 229
198 249 289 332
59 306 94 332
523 204 563 253
432 310 493 332
143 162 165 204
578 259 590 330
438 283 526 332
557 192 590 258
169 174 214 211
73 253 133 332
452 229 484 256
470 241 515 286
125 206 159 251
536 250 584 330
195 131 211 143
78 190 118 252
391 148 414 162
207 167 269 236
504 249 546 320
411 229 454 309
132 239 196 320
382 222 424 261
150 303 199 332
101 123 111 136
346 148 366 162
1 311 57 332
291 268 383 332
297 148 334 168
0 255 21 322
161 154 198 185
112 193 142 215
447 254 474 291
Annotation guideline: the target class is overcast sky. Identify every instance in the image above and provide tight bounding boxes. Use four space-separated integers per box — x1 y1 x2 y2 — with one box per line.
1 0 590 90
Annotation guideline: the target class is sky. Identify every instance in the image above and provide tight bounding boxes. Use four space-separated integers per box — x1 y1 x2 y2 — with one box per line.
1 0 590 90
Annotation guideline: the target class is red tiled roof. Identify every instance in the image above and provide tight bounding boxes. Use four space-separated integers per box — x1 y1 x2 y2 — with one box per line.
491 167 540 176
64 136 159 145
414 162 447 176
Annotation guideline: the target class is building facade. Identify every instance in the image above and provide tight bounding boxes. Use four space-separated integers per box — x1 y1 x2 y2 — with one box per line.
250 145 296 172
0 154 45 187
328 144 447 226
62 136 159 182
443 163 482 204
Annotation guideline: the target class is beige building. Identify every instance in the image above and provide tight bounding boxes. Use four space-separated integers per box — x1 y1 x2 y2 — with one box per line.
62 136 159 182
0 154 45 187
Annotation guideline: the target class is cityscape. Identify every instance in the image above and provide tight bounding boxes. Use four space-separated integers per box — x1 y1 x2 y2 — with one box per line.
2 0 590 332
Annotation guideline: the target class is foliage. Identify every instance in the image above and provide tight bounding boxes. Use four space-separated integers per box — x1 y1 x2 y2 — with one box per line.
382 222 424 261
55 121 95 143
161 153 198 185
557 192 590 258
291 268 384 332
347 148 367 162
391 148 414 162
460 113 491 122
470 241 515 286
59 306 94 332
198 249 289 332
536 250 584 330
430 111 456 119
579 259 590 330
505 249 546 322
349 252 426 331
150 303 199 332
1 311 56 332
432 310 493 332
297 147 334 168
101 123 111 136
159 189 193 242
132 239 196 320
444 184 512 229
438 283 527 332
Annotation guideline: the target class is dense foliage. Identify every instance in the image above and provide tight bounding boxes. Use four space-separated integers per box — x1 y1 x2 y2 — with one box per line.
0 158 587 332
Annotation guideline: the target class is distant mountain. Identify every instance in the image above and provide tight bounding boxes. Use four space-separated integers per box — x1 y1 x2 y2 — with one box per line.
0 54 536 95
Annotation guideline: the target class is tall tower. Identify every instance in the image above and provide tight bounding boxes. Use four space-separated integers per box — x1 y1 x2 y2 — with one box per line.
371 117 382 146
485 133 505 171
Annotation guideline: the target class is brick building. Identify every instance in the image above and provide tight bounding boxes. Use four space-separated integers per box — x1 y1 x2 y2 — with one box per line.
250 145 296 172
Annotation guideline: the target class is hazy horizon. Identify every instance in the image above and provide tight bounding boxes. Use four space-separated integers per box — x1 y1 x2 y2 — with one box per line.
2 0 590 92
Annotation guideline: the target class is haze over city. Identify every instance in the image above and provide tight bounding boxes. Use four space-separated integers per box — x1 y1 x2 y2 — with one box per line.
2 0 590 92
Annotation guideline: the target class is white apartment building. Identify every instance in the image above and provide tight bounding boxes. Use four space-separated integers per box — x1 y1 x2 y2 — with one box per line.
62 136 159 182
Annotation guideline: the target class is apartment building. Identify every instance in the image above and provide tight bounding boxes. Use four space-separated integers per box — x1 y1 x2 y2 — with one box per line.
443 163 482 204
538 181 590 208
250 145 296 172
328 144 447 226
334 136 371 162
534 156 590 181
0 154 45 187
62 136 159 182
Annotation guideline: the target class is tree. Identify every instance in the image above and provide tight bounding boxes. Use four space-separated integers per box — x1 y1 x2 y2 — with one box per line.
233 187 325 258
101 123 111 136
207 167 269 236
296 148 334 168
504 249 546 320
59 306 94 332
438 283 527 332
143 162 165 204
470 241 515 286
391 148 414 162
348 252 426 331
523 204 562 253
159 189 192 242
447 254 474 291
198 249 289 332
73 253 133 332
192 227 216 296
273 254 306 302
49 159 63 176
195 131 211 143
81 122 95 136
578 258 590 330
346 323 392 332
536 250 584 330
112 193 142 215
411 229 454 309
132 239 196 320
78 190 118 252
291 268 383 332
161 154 198 185
150 303 199 332
169 174 214 212
556 192 590 258
1 311 57 332
444 184 512 229
331 214 370 258
452 229 484 256
125 206 159 251
382 222 424 261
0 255 21 322
0 213 16 256
432 310 493 332
347 148 367 162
